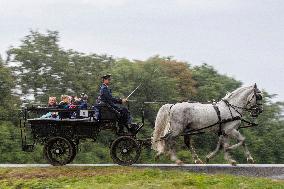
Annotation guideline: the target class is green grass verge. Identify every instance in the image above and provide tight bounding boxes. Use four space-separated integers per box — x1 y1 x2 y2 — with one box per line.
0 167 283 189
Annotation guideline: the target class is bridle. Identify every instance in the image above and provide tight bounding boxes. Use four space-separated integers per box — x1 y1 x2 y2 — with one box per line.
247 87 263 117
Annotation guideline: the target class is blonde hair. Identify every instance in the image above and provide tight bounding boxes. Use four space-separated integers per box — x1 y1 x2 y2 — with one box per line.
48 96 57 102
61 95 70 103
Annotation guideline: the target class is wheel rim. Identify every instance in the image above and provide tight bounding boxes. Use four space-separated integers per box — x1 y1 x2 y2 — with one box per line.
111 136 141 165
44 137 74 166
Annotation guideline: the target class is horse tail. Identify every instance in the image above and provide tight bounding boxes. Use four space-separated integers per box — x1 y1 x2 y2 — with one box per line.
152 104 173 155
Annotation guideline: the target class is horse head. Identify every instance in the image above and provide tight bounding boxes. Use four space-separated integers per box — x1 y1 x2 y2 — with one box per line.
246 83 263 117
222 84 263 117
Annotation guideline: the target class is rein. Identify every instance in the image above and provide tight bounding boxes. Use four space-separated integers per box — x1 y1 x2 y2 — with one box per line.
221 99 259 128
222 99 254 116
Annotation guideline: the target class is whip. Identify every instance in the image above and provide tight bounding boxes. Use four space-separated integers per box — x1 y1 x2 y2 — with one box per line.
125 67 159 100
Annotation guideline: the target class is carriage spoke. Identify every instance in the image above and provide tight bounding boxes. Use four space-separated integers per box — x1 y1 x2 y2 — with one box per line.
110 136 141 165
44 137 75 166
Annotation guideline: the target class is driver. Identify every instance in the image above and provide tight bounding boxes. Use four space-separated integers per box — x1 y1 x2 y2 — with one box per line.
96 74 133 134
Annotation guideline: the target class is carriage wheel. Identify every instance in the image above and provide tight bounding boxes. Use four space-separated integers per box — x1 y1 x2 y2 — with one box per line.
43 137 75 166
110 136 141 166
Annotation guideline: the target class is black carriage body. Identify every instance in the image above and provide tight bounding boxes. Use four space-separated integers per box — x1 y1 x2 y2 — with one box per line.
20 106 117 150
28 119 102 141
19 104 149 166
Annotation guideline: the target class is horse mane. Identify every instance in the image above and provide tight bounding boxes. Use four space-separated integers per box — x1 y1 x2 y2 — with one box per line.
222 86 253 101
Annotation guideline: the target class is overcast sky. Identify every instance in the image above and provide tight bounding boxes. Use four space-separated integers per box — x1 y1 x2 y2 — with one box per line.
0 0 283 101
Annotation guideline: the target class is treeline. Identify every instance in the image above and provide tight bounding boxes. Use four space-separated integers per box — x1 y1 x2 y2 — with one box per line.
0 30 283 164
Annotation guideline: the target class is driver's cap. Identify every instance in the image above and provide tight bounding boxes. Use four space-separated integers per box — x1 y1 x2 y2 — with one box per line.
101 74 111 79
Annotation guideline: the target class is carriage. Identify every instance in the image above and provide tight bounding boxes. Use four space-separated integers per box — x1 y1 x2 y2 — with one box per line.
19 103 152 166
20 85 263 166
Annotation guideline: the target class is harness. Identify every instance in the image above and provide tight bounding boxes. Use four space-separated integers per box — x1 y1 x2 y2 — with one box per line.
183 100 257 136
213 104 222 135
212 102 242 136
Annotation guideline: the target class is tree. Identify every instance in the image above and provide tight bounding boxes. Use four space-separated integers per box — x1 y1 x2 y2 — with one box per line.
65 50 115 104
0 56 19 121
7 30 115 104
191 64 242 102
7 30 70 103
158 57 196 101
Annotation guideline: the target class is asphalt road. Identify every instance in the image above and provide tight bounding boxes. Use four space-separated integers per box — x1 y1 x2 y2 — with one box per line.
0 164 283 179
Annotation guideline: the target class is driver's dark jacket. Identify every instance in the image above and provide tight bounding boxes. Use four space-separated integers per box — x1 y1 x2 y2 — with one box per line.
97 83 122 108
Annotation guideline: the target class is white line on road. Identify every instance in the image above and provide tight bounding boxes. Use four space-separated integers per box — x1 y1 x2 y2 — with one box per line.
0 164 283 168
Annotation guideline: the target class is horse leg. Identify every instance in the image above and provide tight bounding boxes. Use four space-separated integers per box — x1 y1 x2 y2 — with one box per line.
184 135 203 164
242 142 255 163
163 131 183 165
223 135 237 166
225 129 245 151
154 151 162 161
206 135 224 163
153 137 166 161
166 138 183 165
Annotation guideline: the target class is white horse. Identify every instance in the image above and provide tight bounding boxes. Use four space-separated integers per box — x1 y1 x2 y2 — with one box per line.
152 84 263 165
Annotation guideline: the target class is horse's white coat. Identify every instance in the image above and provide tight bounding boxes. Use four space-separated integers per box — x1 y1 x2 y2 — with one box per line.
152 85 260 165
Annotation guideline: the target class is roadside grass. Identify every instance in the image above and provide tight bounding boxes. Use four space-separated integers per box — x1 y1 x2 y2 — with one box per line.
0 167 283 189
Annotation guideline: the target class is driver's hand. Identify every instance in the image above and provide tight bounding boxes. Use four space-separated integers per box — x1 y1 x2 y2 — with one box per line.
122 98 128 104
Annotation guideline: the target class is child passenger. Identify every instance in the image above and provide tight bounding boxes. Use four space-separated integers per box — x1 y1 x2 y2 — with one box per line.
41 96 58 119
58 95 71 119
48 97 57 107
79 93 88 109
59 95 70 108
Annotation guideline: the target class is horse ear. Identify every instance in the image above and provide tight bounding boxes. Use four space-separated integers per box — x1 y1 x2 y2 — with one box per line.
254 83 257 89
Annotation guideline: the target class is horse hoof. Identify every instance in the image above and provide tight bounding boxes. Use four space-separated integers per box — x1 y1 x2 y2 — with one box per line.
194 159 204 164
176 160 184 165
231 160 237 166
247 158 255 164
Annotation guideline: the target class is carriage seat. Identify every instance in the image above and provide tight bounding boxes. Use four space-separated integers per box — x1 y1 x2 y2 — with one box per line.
93 104 120 121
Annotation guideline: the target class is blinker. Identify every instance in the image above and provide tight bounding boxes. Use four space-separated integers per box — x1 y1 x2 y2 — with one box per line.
250 88 263 117
256 93 262 101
